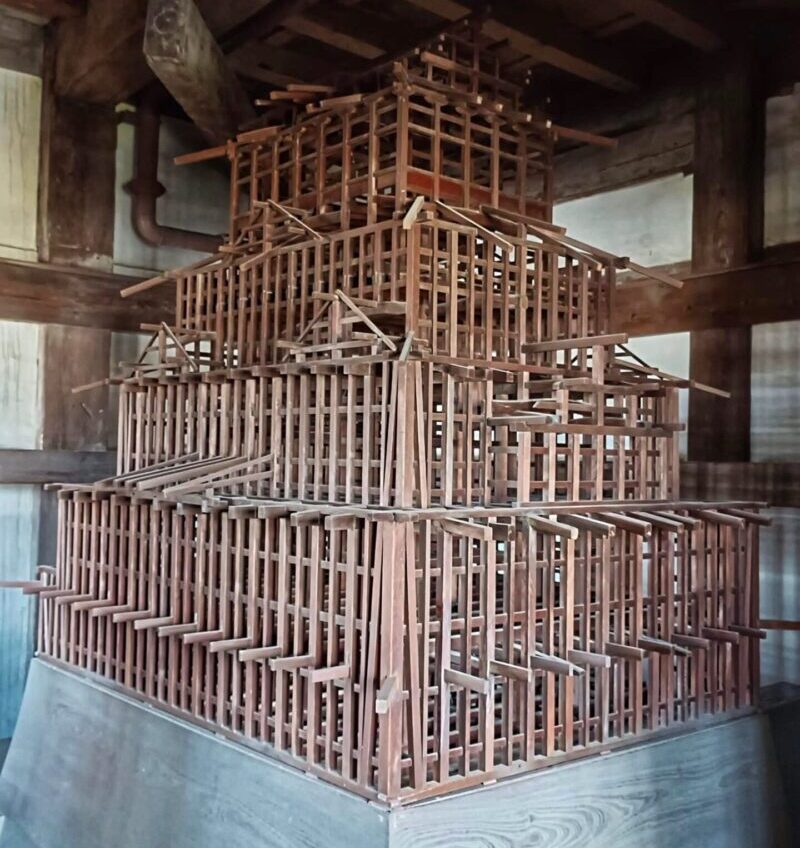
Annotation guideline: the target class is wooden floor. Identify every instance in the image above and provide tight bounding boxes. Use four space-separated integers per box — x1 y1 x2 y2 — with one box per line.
0 659 794 848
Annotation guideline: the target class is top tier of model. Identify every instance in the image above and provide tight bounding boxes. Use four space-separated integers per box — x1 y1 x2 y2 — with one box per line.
225 20 555 246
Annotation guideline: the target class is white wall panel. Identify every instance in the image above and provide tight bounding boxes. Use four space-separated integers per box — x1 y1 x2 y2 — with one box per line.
751 320 800 462
0 68 40 262
765 90 800 247
113 116 229 276
0 484 40 737
554 173 693 267
0 319 41 450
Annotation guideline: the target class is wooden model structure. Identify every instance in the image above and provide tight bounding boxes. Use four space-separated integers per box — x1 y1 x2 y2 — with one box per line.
3 22 768 806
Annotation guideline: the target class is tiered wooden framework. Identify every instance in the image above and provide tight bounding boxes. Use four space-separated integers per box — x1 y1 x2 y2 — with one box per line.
2 22 767 807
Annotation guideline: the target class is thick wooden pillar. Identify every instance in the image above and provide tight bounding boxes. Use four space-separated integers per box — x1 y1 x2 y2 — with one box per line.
36 58 118 563
688 53 764 462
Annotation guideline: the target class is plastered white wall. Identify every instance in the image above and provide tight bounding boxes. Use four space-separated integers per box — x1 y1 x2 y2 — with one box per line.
554 173 693 267
0 320 42 736
0 67 40 262
113 116 229 276
765 89 800 247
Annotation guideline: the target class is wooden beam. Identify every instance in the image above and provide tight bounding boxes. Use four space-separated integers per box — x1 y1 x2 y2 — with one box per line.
404 0 639 92
0 0 82 18
0 258 169 331
681 461 800 507
612 255 800 336
688 53 763 464
613 1 724 51
144 0 255 142
0 449 115 484
220 0 318 54
0 6 43 75
554 111 693 202
54 0 150 103
282 16 383 59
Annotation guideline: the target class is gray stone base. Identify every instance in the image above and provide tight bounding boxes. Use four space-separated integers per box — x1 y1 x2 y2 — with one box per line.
0 659 795 848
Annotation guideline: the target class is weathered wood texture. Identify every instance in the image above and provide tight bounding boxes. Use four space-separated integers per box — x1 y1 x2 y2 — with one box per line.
54 0 149 103
0 659 793 848
0 8 43 76
688 54 763 463
554 111 693 202
0 659 389 848
391 709 792 848
3 21 768 810
0 450 115 483
38 97 116 268
40 326 111 451
612 256 800 336
0 259 167 331
688 328 751 462
144 0 254 143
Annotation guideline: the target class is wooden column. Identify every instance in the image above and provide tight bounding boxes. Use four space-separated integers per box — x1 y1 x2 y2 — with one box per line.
688 53 764 462
36 57 119 562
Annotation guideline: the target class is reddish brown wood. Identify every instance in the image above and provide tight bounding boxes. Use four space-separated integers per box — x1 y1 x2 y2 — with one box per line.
2 20 763 809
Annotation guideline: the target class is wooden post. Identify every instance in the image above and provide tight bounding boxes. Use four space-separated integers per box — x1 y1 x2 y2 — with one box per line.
688 53 764 463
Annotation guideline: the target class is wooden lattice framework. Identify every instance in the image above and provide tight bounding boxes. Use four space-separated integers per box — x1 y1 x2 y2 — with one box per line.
2 21 767 807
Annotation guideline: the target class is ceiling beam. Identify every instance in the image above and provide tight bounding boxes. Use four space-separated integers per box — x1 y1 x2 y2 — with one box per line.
281 15 383 59
54 0 150 103
403 0 639 92
0 0 82 19
220 0 318 53
144 0 255 142
613 1 724 51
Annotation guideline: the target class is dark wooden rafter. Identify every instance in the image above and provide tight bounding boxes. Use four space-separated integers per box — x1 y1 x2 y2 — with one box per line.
144 0 255 142
54 0 150 103
220 0 320 53
612 0 725 52
0 0 82 18
404 0 639 92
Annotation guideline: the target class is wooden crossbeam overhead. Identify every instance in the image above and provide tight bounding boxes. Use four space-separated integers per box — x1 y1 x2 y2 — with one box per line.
403 0 639 91
144 0 255 142
0 0 82 18
54 0 150 102
281 15 383 59
613 0 724 51
220 0 319 53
